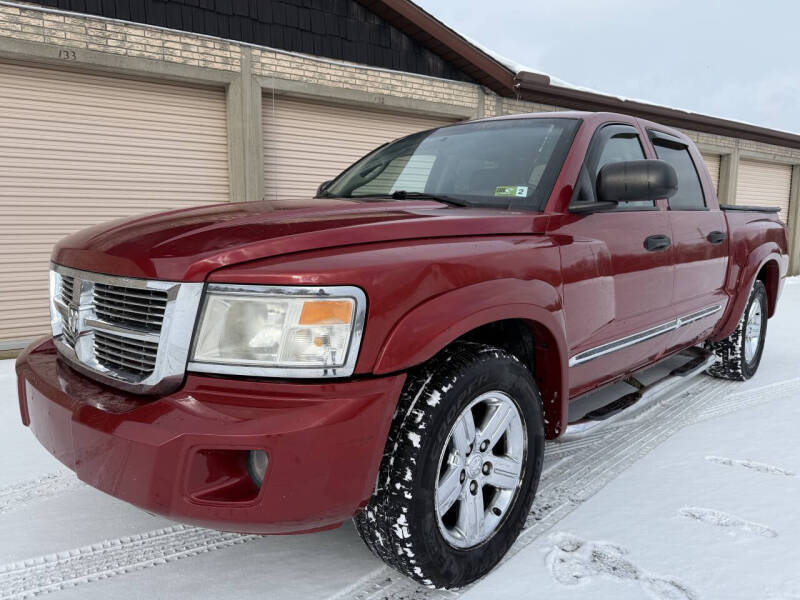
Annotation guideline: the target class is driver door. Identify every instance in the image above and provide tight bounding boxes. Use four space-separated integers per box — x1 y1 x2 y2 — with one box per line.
548 123 676 397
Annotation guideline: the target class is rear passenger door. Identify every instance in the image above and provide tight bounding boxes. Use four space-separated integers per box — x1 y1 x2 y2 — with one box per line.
646 130 729 351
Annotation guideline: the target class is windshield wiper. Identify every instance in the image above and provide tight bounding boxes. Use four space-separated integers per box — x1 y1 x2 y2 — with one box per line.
389 190 470 207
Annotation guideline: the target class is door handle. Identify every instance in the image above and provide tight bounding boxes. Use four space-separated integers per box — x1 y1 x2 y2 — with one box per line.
644 234 671 251
707 230 727 244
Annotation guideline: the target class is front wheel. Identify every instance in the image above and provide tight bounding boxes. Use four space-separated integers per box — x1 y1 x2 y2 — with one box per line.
706 279 768 380
353 342 545 588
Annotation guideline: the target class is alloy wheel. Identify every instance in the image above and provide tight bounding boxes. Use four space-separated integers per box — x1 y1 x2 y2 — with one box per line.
434 391 526 549
744 300 763 363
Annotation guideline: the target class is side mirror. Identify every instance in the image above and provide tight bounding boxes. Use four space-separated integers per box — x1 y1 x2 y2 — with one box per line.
597 159 678 204
316 180 334 197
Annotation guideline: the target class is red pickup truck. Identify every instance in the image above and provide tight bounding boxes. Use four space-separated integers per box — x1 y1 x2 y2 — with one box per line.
16 111 787 588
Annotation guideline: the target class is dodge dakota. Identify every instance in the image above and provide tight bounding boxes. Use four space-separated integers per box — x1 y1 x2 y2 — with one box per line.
16 111 788 588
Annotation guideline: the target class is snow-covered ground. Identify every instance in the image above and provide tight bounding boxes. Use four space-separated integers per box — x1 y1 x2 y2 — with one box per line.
1 281 799 600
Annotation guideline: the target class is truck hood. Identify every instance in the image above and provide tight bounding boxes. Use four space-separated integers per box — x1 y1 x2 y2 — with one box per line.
53 198 549 281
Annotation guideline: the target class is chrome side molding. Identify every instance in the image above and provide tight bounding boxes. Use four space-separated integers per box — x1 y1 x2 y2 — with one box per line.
569 305 722 367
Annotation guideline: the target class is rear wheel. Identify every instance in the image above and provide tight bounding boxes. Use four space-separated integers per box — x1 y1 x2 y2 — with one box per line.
354 342 545 588
706 280 768 380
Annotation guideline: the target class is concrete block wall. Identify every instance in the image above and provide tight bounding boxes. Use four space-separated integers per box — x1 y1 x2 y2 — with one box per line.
251 47 478 110
0 3 241 69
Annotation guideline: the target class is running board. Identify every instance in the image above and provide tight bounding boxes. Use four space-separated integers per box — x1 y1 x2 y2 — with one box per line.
580 348 717 422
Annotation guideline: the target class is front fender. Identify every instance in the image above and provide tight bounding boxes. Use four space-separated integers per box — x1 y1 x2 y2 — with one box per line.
373 278 570 438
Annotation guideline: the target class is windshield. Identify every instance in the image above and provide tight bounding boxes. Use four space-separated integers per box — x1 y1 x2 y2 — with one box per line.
322 117 579 209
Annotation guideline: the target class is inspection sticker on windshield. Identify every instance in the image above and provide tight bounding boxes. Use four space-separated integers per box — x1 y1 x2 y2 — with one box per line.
495 185 528 197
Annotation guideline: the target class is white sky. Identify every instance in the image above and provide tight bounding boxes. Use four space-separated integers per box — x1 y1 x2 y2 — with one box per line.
416 0 800 133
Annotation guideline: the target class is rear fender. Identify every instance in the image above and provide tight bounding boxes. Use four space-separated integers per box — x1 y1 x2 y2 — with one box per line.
713 246 785 341
373 279 570 438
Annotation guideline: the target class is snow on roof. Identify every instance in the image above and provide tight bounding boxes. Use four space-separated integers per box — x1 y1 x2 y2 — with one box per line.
459 30 800 136
460 32 702 109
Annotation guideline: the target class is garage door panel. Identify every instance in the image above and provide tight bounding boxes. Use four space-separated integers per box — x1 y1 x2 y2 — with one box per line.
0 127 228 149
0 61 230 345
0 160 227 177
0 149 230 167
0 109 228 134
0 176 229 189
263 96 457 200
0 137 228 157
736 159 792 225
0 64 224 105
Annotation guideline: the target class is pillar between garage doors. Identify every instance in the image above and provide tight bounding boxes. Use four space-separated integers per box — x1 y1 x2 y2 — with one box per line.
788 165 800 275
716 149 740 206
226 47 264 204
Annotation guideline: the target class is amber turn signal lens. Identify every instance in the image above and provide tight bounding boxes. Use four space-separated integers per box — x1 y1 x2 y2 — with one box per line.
299 300 353 325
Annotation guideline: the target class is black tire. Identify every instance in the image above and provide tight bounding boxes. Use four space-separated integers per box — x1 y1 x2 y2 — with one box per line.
706 280 768 381
353 342 545 588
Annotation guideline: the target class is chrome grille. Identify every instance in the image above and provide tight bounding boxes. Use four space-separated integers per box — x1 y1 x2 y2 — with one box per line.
61 275 75 305
50 264 204 394
62 321 78 347
95 330 159 376
94 283 167 333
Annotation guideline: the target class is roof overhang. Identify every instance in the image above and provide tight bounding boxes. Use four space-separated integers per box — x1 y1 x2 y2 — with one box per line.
516 71 800 151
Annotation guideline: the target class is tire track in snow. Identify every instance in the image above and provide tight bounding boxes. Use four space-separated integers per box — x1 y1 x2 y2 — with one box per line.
0 472 84 516
341 375 800 599
0 525 259 600
693 377 800 423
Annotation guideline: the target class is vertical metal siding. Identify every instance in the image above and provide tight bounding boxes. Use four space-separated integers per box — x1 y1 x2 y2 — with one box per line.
700 153 721 192
736 159 792 225
0 62 229 345
263 95 457 201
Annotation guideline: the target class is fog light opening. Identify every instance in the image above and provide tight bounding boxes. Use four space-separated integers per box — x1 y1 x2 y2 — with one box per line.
247 450 269 487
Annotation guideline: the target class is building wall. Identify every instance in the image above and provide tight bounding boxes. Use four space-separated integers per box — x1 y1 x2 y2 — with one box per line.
0 0 798 292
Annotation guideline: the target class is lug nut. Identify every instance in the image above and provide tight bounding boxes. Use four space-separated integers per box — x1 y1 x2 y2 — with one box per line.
460 470 466 484
492 507 502 516
482 462 491 475
479 440 489 452
469 480 478 495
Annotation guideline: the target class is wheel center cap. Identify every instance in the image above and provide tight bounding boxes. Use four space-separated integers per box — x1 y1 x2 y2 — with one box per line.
466 454 483 478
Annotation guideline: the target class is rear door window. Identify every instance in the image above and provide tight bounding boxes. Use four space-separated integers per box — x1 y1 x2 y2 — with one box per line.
650 133 707 210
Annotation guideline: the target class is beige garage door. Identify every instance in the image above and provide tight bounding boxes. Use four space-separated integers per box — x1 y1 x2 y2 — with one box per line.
736 159 792 225
263 96 458 200
0 62 229 347
701 153 721 192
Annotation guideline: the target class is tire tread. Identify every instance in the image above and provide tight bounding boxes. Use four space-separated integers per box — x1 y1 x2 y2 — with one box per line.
706 280 767 381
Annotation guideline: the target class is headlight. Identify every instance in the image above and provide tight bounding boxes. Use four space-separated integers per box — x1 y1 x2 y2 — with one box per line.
189 284 366 378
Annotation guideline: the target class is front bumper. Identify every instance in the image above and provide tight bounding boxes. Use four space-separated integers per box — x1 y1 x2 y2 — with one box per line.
16 337 404 534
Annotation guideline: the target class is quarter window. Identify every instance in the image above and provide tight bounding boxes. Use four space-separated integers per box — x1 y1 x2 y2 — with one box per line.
651 137 706 210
